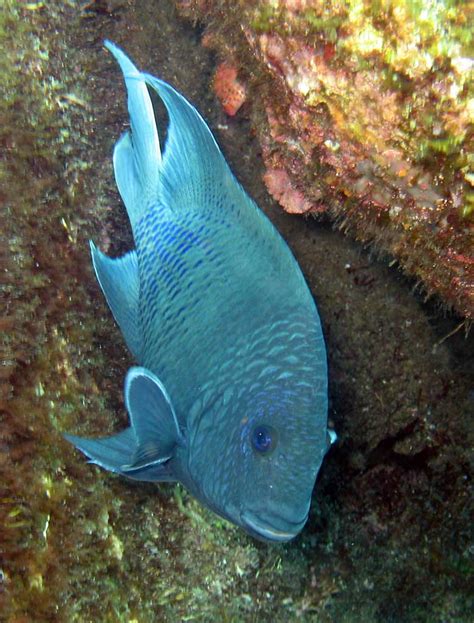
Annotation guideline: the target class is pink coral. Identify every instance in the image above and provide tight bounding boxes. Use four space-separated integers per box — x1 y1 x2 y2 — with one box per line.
213 62 246 116
263 168 315 214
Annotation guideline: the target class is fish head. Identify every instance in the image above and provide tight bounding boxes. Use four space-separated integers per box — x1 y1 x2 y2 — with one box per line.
186 380 328 542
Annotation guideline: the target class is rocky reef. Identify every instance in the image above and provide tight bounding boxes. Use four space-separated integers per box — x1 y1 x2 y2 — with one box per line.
178 0 474 319
1 1 473 621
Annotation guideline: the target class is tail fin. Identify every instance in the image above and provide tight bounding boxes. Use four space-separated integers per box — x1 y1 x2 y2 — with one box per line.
104 40 161 228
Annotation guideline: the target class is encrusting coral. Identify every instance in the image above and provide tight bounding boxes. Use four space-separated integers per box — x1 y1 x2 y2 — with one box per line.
177 0 474 319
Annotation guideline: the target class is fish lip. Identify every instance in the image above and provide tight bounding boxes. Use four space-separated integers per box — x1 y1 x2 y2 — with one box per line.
241 510 307 543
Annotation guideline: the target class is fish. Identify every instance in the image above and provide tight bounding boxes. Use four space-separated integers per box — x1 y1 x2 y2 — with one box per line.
64 41 333 542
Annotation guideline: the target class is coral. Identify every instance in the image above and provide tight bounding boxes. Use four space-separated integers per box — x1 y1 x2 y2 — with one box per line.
213 62 247 116
263 168 316 214
177 0 474 319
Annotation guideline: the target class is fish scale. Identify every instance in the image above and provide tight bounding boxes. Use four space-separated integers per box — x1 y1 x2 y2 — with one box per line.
136 203 306 407
64 41 332 542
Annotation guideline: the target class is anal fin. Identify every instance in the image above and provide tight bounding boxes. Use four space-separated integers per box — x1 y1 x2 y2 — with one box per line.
90 241 142 360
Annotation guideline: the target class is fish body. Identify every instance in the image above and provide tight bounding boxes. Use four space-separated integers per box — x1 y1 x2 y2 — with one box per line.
65 41 331 542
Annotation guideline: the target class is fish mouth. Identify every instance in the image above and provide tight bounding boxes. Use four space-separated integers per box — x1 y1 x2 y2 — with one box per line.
241 510 308 543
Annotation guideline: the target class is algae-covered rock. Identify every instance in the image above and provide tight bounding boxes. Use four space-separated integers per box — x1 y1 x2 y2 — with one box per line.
177 0 474 319
2 1 473 621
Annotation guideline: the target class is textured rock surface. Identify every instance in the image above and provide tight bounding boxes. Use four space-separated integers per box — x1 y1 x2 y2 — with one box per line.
1 1 473 621
178 0 474 319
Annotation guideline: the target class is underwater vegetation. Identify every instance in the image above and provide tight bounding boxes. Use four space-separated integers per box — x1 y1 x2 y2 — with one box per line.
177 0 474 320
1 0 473 621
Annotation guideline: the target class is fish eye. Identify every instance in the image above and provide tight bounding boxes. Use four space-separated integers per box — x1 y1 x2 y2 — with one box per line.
251 425 277 454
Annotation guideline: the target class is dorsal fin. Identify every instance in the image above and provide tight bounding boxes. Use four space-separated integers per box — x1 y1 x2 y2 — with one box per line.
142 72 231 214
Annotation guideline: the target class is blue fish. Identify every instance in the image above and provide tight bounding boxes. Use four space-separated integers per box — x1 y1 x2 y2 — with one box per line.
65 41 332 542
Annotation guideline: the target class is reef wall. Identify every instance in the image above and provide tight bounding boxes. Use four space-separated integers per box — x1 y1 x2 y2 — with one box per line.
1 1 473 621
177 0 474 319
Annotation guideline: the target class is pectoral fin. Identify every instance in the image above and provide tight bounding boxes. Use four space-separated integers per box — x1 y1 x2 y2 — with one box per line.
326 428 337 450
123 366 185 470
64 367 184 482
